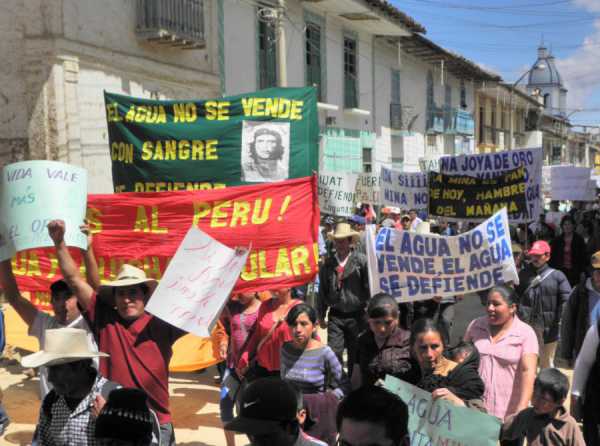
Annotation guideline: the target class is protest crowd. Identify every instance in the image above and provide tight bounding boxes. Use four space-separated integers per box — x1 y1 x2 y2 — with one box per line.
1 199 600 446
1 92 600 446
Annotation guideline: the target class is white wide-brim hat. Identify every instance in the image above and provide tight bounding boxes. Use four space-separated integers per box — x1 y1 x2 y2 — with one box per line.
99 264 158 296
21 328 109 368
328 222 360 243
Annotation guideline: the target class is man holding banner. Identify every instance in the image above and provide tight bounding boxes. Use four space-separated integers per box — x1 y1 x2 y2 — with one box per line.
47 220 185 446
318 223 370 374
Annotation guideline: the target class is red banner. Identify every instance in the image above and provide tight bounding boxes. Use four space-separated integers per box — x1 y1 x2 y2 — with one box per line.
13 176 319 311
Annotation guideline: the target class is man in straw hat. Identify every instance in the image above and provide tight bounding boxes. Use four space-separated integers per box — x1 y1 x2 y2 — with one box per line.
317 222 369 374
22 327 116 446
48 220 186 446
0 223 99 399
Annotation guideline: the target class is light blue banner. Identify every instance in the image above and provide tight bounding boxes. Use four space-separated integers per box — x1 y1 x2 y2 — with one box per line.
0 161 88 261
384 375 501 446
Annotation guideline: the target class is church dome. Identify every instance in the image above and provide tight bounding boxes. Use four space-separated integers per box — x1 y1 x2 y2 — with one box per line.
528 46 563 86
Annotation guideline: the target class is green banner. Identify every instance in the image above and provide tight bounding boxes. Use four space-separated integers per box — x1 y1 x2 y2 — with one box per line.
105 87 319 192
384 375 501 446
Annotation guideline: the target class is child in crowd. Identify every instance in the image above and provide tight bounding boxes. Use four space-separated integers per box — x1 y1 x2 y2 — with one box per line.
447 341 475 365
501 368 585 446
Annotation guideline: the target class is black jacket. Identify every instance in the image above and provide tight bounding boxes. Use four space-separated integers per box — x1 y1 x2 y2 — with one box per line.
558 278 594 361
516 264 572 343
317 250 369 320
417 348 485 402
549 233 588 280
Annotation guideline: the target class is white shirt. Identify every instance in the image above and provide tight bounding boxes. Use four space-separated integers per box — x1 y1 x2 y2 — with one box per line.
29 312 99 398
410 217 423 231
571 323 599 397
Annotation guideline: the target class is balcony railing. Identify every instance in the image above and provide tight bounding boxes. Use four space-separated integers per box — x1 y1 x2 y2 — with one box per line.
427 107 445 133
136 0 205 49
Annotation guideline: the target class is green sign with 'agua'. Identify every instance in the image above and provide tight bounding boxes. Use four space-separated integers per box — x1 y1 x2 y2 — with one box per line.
105 87 319 192
384 375 501 446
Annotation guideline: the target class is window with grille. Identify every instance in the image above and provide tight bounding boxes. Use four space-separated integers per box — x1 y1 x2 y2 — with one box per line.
460 80 467 109
362 147 372 173
344 36 358 108
258 18 277 89
305 22 322 101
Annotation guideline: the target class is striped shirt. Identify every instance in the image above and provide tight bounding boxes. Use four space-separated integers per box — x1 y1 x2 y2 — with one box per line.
280 343 346 398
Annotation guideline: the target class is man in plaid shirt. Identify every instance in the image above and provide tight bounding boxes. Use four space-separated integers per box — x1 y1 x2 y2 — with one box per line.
22 328 117 446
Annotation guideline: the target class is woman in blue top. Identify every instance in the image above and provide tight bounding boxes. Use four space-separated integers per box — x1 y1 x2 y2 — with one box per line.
280 303 348 445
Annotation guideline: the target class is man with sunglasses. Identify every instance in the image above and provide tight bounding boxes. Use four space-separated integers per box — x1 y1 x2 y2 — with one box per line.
336 386 409 446
226 377 326 446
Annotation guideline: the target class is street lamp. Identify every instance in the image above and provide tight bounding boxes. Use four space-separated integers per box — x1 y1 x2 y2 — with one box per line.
508 62 546 150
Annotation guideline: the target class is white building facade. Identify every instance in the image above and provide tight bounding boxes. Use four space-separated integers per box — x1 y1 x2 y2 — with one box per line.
221 0 497 176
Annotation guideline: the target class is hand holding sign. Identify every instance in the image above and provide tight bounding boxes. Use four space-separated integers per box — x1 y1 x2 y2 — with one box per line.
145 226 249 338
47 220 66 246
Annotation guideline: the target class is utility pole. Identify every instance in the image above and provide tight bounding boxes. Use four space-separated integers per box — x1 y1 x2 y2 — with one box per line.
276 0 287 87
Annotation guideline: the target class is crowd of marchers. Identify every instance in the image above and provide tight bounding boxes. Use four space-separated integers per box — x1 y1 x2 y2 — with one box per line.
0 201 599 445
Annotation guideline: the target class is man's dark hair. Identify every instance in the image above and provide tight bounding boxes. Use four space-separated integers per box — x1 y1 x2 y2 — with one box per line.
534 368 569 403
367 293 399 319
336 386 408 444
560 215 575 229
249 127 284 161
50 280 73 299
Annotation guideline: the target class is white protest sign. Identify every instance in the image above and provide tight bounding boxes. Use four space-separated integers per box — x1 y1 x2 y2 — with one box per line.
318 171 359 217
419 156 440 173
380 166 428 212
354 173 381 204
146 227 249 337
439 147 543 222
366 208 518 301
550 165 596 201
0 160 88 261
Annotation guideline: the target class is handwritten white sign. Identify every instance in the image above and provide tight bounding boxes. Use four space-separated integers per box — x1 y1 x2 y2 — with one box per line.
0 161 88 261
146 227 249 337
318 171 359 217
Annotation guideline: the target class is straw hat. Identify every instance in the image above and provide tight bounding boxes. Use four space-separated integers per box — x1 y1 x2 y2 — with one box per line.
21 328 108 368
100 264 158 293
328 223 360 243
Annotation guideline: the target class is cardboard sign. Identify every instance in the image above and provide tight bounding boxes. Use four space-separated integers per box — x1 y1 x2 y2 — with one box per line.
384 376 501 446
550 165 596 201
354 173 381 204
318 171 358 217
380 166 428 212
0 161 88 261
366 208 518 301
428 167 527 221
439 147 543 222
146 227 249 337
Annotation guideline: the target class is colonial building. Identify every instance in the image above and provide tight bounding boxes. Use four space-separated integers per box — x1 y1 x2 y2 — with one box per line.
222 0 500 175
474 83 543 154
0 0 220 192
